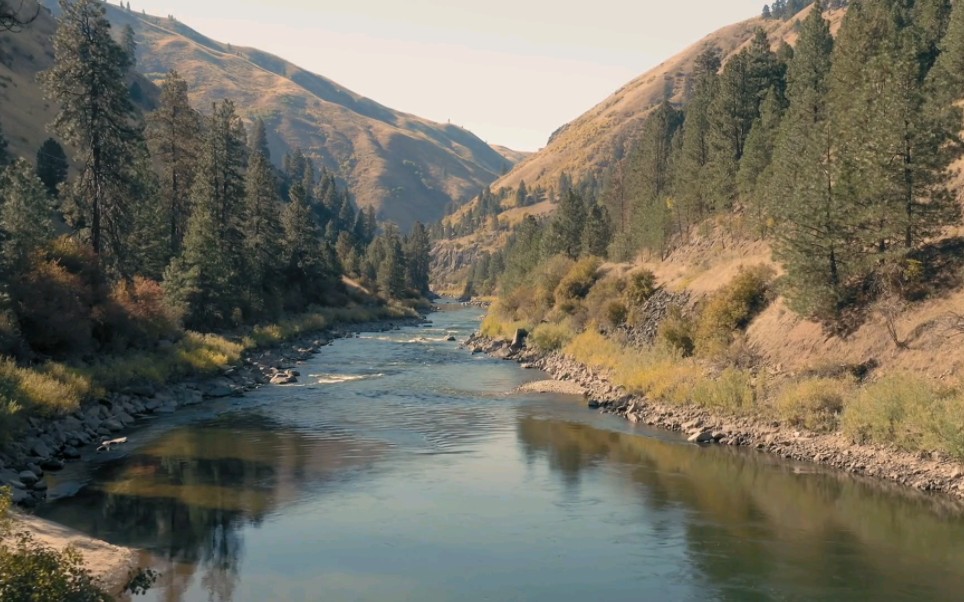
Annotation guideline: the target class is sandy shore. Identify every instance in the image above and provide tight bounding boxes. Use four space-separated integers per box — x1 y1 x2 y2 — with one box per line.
516 379 586 395
12 512 137 594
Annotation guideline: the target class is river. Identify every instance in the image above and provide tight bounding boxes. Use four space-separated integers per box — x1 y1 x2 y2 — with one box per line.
37 304 964 601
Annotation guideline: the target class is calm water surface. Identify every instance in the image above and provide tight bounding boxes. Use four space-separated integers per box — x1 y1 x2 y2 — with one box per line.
39 305 964 601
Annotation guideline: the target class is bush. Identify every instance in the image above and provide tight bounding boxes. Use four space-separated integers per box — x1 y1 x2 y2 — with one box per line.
584 276 627 330
554 257 601 311
658 305 695 357
841 375 956 454
695 265 774 358
0 359 91 418
625 270 657 306
775 378 852 432
692 368 757 411
108 277 180 347
530 321 575 351
0 488 112 601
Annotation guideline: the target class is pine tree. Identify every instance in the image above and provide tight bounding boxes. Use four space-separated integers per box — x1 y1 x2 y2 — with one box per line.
770 0 848 317
281 180 330 306
146 70 202 256
35 138 69 197
737 86 784 234
0 159 55 262
581 202 612 258
242 137 283 317
676 47 721 226
167 100 248 325
41 0 143 261
930 0 964 100
543 189 586 259
706 29 783 210
404 222 432 295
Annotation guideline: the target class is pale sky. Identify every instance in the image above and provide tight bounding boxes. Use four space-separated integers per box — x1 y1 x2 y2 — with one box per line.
125 0 767 151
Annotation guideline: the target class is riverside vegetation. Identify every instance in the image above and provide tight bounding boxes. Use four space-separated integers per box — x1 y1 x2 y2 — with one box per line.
452 0 964 486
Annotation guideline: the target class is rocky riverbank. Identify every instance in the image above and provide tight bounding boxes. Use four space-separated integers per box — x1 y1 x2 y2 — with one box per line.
468 334 964 503
1 316 426 509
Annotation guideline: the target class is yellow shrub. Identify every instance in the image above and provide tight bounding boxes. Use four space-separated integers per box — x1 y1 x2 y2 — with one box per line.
695 265 774 358
692 368 757 411
530 321 576 352
775 377 853 432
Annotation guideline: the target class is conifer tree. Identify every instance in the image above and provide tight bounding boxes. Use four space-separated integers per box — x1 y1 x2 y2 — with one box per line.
543 189 586 259
35 138 69 197
581 202 612 258
675 48 721 225
146 70 202 256
770 0 848 317
41 0 143 260
738 86 784 233
242 128 283 317
404 222 432 295
0 159 55 263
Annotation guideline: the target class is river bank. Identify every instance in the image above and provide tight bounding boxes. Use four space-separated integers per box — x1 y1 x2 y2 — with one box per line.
1 313 426 593
471 334 964 504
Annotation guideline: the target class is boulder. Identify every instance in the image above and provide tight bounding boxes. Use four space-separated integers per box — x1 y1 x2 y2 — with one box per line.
510 328 529 350
102 418 124 433
27 438 52 459
270 374 297 385
40 458 65 472
18 470 39 486
62 446 82 460
202 381 235 399
687 430 716 444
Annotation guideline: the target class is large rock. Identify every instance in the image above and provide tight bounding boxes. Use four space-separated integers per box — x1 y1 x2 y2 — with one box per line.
270 373 297 385
688 430 716 444
510 328 529 350
18 470 39 486
102 418 124 433
202 380 236 398
27 438 52 459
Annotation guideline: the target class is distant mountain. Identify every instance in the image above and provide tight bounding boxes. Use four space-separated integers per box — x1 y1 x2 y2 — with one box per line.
38 1 519 230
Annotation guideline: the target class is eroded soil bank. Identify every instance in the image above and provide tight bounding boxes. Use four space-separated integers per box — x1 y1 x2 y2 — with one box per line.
470 334 964 504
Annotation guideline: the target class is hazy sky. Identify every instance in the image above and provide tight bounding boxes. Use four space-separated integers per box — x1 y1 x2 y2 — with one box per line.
126 0 766 151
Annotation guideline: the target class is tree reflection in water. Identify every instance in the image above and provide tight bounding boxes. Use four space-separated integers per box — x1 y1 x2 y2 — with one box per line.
516 416 964 602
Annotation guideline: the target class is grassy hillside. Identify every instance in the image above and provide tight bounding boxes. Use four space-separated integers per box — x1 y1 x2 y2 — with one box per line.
35 1 520 230
473 5 845 207
0 1 157 165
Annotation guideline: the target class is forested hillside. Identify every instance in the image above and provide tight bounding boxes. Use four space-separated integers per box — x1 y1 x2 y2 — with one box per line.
456 0 964 462
37 0 519 229
0 0 432 434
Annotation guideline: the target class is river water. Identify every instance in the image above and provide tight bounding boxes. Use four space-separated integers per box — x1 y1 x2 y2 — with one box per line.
37 304 964 601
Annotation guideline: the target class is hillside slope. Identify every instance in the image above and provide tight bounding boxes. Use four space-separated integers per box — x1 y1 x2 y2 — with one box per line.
39 1 518 230
491 6 845 197
0 1 158 164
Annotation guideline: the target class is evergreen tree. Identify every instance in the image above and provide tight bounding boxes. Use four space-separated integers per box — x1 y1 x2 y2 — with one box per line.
737 86 784 233
404 221 432 295
543 189 586 259
0 159 55 262
676 47 721 225
770 0 848 317
242 138 283 317
35 138 69 197
372 224 406 298
166 100 248 325
581 202 612 258
146 70 202 256
41 0 143 261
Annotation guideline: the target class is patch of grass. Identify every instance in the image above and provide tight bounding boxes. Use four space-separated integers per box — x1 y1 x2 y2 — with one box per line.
775 377 853 432
841 375 964 458
692 368 758 412
0 359 92 418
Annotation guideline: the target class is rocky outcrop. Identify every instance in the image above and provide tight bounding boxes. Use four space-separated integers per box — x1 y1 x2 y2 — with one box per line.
1 317 424 507
467 333 964 502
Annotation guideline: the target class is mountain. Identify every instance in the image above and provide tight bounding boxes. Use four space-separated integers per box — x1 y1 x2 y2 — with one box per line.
489 5 846 197
36 1 520 230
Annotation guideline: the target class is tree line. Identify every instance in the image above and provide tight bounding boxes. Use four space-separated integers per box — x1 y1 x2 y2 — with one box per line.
0 0 431 359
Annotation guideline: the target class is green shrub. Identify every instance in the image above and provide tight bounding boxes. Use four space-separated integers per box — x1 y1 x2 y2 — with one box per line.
625 270 657 306
530 321 575 351
658 306 695 357
554 256 601 311
776 378 852 432
0 488 112 601
695 265 774 358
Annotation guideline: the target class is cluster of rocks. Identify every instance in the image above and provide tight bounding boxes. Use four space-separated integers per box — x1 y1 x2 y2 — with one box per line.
2 317 424 507
619 288 691 348
468 332 964 503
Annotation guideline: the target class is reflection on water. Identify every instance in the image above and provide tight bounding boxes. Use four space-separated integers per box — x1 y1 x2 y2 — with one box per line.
38 306 964 602
518 417 964 601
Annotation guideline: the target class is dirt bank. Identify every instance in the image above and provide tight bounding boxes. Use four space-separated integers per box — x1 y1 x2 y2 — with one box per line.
469 334 964 503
